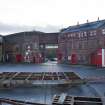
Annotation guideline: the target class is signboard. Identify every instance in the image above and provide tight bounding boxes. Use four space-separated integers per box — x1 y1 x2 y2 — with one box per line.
68 56 71 60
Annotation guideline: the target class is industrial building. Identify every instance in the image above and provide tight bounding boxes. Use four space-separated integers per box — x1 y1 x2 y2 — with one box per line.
3 31 58 63
0 19 105 66
0 35 3 62
58 19 105 66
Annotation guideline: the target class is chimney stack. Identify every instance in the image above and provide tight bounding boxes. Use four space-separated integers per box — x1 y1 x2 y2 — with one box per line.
87 19 89 23
77 21 79 25
98 17 100 21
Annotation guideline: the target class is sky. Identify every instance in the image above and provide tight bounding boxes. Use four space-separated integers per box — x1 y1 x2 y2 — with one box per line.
0 0 105 35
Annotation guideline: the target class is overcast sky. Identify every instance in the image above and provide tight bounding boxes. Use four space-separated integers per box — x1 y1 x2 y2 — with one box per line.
0 0 105 35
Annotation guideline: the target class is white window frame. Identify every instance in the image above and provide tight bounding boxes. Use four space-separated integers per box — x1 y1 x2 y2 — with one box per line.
81 32 84 37
68 34 71 38
78 33 81 38
93 30 96 35
102 29 105 35
84 32 87 37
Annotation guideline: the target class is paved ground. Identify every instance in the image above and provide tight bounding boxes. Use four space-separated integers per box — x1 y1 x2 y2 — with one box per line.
0 61 105 104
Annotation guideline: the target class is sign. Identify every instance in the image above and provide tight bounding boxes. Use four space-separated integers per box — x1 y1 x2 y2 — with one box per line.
68 56 71 60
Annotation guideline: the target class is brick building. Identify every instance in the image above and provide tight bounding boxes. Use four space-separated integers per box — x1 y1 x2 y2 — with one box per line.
0 35 3 62
58 19 105 65
4 31 58 63
2 19 105 65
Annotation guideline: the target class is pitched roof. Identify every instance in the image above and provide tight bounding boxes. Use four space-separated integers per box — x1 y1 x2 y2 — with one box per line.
61 19 105 33
0 35 3 37
5 31 44 37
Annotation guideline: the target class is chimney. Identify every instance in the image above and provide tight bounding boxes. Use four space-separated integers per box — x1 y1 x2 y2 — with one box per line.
98 17 100 21
77 21 79 25
87 19 89 23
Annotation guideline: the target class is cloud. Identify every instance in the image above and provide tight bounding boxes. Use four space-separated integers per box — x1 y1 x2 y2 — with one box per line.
35 25 62 33
0 22 62 35
0 0 104 35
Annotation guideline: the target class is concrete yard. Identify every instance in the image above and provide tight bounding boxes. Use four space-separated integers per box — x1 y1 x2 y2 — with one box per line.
0 62 105 104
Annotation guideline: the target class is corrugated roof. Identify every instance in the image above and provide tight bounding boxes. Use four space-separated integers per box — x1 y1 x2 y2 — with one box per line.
0 35 3 37
4 31 59 37
61 19 105 33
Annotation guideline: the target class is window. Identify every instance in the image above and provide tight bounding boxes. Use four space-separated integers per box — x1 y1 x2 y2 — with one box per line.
83 55 86 61
16 46 19 52
102 29 105 35
84 32 87 37
71 42 74 49
93 30 96 35
78 32 84 38
34 43 38 49
78 33 81 38
81 32 84 37
84 41 87 48
40 45 44 49
90 31 93 36
71 34 73 37
78 55 81 60
71 33 75 37
90 30 96 36
73 33 76 37
82 42 84 49
78 55 83 61
78 43 82 49
68 34 71 38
